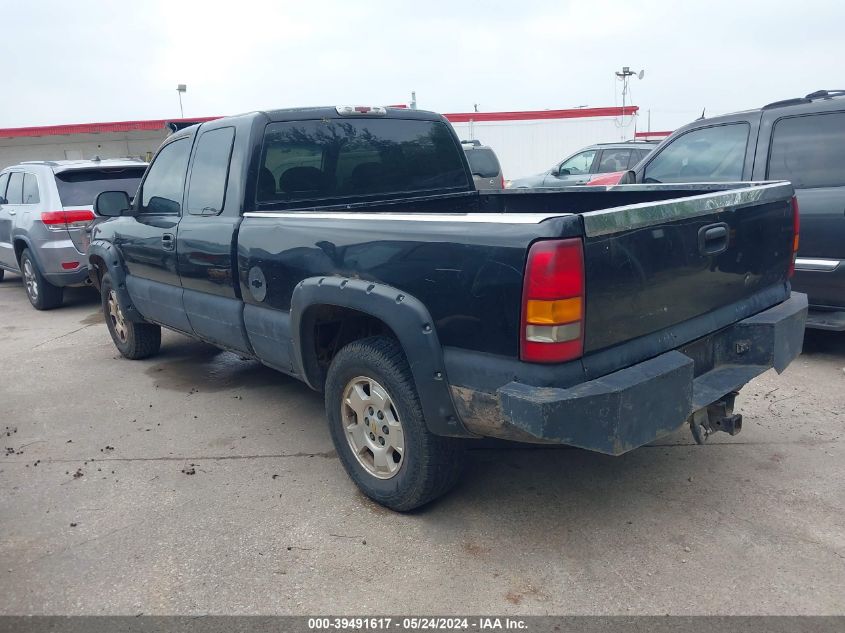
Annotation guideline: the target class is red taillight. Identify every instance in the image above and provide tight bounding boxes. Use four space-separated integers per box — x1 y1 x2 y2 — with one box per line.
40 210 95 231
500 173 506 189
520 238 585 363
788 196 800 278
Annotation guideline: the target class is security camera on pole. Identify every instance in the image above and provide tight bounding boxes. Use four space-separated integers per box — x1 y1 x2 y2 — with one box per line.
176 84 187 118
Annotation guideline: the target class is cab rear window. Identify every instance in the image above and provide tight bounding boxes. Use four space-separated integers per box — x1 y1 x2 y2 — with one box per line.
257 118 469 204
55 167 146 206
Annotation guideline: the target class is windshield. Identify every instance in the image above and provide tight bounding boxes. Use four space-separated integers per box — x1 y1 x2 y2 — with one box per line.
55 167 146 206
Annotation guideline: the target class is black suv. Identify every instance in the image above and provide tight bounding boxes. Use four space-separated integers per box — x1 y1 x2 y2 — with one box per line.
631 90 845 331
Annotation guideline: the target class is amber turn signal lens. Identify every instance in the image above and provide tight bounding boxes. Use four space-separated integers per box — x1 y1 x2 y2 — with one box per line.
525 297 582 325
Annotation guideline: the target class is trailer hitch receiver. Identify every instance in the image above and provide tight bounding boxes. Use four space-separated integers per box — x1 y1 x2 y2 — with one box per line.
689 392 743 444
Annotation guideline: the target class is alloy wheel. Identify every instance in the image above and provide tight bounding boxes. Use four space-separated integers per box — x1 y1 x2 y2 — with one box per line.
341 376 405 479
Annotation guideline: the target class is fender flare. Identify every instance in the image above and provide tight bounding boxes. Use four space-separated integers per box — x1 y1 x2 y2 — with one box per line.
290 276 472 438
87 239 145 322
11 233 41 271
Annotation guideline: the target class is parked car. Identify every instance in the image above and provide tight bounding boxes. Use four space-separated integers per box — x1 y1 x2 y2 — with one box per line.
461 140 504 190
620 90 845 331
0 159 147 309
88 106 804 511
507 141 657 188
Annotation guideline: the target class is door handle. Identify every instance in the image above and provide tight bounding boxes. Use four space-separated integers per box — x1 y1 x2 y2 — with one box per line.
161 233 175 251
698 223 729 256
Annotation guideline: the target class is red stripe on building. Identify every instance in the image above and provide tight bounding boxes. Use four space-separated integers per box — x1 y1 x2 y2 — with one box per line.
0 117 220 139
0 106 639 139
443 106 638 123
635 130 672 138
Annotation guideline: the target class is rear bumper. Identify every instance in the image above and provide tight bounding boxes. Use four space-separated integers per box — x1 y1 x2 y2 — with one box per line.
452 293 807 454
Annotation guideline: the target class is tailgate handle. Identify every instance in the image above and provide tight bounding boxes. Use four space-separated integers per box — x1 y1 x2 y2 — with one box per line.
699 223 729 255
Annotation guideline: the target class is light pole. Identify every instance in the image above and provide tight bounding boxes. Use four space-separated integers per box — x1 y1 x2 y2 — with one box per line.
615 67 644 139
176 84 187 118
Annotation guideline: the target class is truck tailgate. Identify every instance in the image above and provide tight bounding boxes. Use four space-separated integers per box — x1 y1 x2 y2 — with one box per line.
580 183 796 353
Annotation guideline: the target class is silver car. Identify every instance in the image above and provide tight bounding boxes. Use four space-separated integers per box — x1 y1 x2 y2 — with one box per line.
0 159 147 309
508 141 657 188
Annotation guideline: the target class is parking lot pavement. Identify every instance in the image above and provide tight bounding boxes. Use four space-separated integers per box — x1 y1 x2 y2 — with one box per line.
0 273 843 615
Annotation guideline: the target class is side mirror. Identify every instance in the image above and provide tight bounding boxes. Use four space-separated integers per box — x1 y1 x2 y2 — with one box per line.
95 191 131 217
618 170 637 184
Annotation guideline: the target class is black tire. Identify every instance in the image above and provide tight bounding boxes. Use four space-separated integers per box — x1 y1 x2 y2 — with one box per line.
0 268 5 281
20 249 63 310
101 273 161 360
324 335 465 511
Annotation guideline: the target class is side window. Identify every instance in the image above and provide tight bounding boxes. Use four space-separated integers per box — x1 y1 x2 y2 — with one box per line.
186 127 235 215
0 173 9 200
768 111 845 189
559 150 597 175
644 123 749 183
5 173 23 204
22 173 40 204
597 149 632 173
629 149 650 167
140 138 191 215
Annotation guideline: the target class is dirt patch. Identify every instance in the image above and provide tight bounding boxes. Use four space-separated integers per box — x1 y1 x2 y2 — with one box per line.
463 542 491 557
504 583 546 605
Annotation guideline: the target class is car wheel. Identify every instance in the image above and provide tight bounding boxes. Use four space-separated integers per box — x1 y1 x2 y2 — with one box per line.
101 273 161 360
324 335 465 511
0 268 4 282
20 249 63 310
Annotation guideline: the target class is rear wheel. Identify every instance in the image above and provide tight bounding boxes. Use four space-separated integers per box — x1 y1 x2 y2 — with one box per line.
20 249 63 310
324 336 465 511
0 268 4 281
101 273 161 360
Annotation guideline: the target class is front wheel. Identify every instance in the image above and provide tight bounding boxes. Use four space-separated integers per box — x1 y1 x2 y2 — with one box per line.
21 249 63 310
101 273 161 360
324 336 465 511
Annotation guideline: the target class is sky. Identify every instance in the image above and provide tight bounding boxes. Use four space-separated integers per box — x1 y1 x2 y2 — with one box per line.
2 0 843 133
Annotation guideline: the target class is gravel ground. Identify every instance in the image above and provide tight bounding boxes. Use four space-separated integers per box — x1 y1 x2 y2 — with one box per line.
0 274 843 615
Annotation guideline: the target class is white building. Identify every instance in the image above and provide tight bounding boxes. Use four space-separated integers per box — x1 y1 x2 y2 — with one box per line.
0 107 648 179
447 106 641 179
0 118 215 169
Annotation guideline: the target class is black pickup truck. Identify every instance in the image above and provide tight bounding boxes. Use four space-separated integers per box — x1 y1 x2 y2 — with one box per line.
88 106 806 511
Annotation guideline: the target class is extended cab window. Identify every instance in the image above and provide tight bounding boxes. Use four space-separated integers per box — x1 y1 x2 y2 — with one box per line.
768 111 845 188
257 118 468 204
187 127 235 215
644 123 749 183
140 138 191 214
